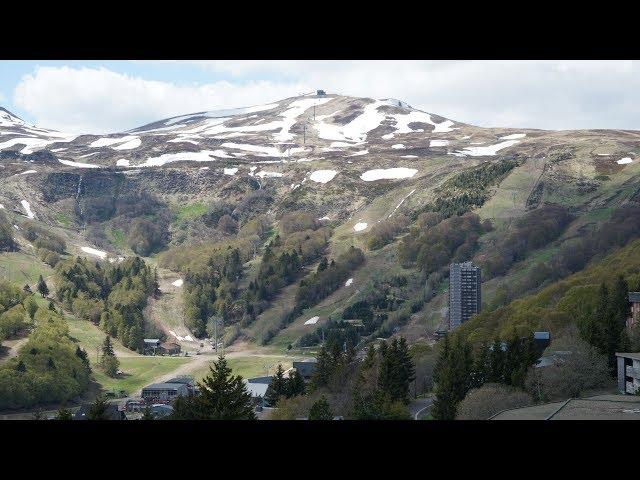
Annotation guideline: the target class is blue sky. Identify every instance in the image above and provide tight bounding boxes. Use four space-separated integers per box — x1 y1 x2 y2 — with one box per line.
3 60 640 134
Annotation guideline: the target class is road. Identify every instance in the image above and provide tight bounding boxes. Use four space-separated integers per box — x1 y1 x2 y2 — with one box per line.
408 396 434 420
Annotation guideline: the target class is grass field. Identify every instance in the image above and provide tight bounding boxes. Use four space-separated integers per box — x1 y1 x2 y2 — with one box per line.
192 355 307 382
173 201 208 224
0 251 53 286
94 356 191 394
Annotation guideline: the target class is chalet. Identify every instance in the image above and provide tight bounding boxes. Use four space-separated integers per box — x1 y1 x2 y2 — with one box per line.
141 382 189 404
159 342 181 355
166 376 197 394
143 339 161 355
73 403 126 420
293 360 317 381
244 376 273 406
533 331 551 355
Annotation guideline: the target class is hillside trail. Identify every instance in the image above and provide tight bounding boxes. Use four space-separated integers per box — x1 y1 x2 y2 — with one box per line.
0 336 29 365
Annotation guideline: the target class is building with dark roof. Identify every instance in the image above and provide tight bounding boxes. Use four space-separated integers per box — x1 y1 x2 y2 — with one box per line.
533 331 551 354
141 383 189 404
293 361 317 380
73 403 126 420
490 395 640 420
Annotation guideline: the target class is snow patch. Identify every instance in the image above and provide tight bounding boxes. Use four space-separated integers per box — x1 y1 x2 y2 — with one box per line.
500 133 526 140
81 246 107 259
391 144 406 149
255 170 283 178
354 222 368 232
349 150 369 157
309 170 338 183
140 149 232 167
172 279 184 287
617 157 633 165
58 159 101 169
21 200 35 219
304 316 319 325
18 169 37 175
389 189 416 218
112 138 142 150
360 168 417 181
116 159 130 167
455 140 520 157
430 139 449 147
223 167 238 176
345 278 353 287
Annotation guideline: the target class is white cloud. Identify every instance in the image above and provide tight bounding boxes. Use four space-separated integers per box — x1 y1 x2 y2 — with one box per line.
14 66 307 134
12 61 640 133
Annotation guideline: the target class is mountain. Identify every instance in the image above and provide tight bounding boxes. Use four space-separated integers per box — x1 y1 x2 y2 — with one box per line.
1 92 640 348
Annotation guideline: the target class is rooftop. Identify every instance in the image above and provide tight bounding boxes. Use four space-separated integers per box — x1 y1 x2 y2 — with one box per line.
490 394 640 420
616 352 640 361
629 292 640 303
142 382 187 391
244 381 269 398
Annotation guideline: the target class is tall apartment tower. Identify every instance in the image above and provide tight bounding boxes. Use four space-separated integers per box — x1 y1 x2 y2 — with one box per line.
448 262 482 329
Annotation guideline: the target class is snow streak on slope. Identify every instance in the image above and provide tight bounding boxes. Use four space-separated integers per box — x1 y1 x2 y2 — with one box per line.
360 168 418 181
455 139 521 157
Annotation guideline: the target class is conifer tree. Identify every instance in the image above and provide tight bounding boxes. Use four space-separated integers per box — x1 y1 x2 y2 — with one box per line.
102 335 115 357
265 364 286 407
193 356 255 420
488 338 506 383
286 369 305 397
308 395 334 420
87 396 110 420
36 275 49 298
142 405 154 420
312 345 332 389
56 403 73 420
362 343 376 369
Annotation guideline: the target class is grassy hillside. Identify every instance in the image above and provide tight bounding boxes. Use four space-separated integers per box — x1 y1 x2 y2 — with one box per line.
456 238 640 345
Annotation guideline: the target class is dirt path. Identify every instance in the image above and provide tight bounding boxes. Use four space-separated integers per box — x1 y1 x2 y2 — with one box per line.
0 336 29 365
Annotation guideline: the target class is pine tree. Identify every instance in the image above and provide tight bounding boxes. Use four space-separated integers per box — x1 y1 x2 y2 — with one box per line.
488 338 506 383
36 275 49 298
286 369 305 397
317 257 328 272
87 396 110 420
432 335 473 420
308 395 333 420
433 335 450 386
265 364 286 406
311 345 332 389
397 337 416 402
142 405 154 420
102 335 115 357
362 343 376 369
193 356 255 420
25 297 38 320
55 403 73 420
471 342 489 388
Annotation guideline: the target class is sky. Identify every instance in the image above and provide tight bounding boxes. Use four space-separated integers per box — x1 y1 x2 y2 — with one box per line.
1 60 639 135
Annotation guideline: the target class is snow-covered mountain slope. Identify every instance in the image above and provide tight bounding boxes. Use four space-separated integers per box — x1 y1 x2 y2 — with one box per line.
1 91 639 234
0 93 542 170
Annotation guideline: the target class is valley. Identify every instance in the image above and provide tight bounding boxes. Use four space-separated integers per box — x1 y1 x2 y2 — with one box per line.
1 92 640 418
